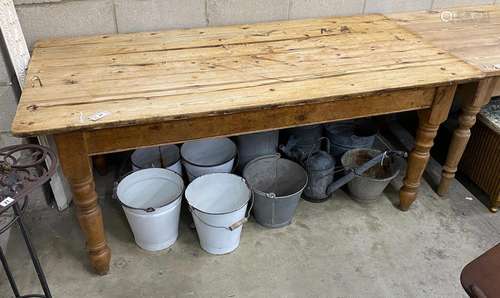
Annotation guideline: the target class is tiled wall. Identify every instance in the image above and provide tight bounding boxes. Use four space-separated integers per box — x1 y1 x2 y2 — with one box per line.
12 0 500 49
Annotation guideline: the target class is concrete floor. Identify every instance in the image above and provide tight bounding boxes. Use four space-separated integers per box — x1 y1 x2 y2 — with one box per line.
1 167 499 298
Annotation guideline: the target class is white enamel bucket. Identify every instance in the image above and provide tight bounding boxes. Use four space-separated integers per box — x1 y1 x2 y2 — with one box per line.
181 138 236 182
185 173 252 255
131 145 182 175
117 168 184 251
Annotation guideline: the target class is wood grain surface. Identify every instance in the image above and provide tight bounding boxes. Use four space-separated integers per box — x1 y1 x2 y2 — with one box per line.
12 14 482 136
390 5 500 76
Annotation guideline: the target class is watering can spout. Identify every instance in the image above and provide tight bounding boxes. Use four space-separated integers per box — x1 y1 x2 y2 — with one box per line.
325 150 407 197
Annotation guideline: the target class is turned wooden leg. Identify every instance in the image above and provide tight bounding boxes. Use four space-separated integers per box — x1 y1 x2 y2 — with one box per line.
54 132 111 274
400 85 457 211
438 78 498 196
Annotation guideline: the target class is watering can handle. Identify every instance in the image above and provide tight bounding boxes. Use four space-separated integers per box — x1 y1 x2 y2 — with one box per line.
320 137 331 155
304 137 330 164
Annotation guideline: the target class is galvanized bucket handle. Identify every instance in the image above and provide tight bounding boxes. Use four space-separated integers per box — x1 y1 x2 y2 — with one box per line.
243 153 282 199
189 182 254 231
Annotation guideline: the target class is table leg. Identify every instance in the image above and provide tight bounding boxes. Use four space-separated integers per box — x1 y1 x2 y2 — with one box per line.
437 78 498 197
400 85 457 211
54 132 111 274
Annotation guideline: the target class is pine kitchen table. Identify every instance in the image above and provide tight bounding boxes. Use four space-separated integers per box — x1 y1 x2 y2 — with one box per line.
11 14 483 274
389 5 500 211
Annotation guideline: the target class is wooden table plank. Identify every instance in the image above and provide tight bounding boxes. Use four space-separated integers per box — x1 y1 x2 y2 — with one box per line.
12 14 482 137
389 5 500 76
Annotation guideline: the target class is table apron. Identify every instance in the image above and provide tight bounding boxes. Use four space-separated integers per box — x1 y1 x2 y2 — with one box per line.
82 87 436 155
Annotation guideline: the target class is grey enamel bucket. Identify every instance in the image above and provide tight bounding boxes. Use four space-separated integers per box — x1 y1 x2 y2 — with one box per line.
340 148 401 203
243 155 308 228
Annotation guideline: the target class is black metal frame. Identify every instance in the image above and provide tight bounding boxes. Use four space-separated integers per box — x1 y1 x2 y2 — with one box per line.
0 144 57 298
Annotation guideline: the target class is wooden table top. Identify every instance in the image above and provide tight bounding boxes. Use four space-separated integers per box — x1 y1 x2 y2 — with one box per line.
12 14 483 137
390 5 500 77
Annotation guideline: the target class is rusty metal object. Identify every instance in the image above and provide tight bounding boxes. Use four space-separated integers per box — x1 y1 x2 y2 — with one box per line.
0 144 57 204
0 144 57 298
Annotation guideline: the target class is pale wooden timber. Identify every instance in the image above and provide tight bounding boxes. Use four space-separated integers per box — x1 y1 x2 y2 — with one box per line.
390 6 500 202
12 14 481 136
400 85 457 210
438 78 498 197
390 5 500 77
10 15 483 274
84 87 435 155
55 132 111 274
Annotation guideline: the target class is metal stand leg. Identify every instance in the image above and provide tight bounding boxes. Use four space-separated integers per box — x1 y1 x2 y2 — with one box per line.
0 245 21 297
13 203 52 298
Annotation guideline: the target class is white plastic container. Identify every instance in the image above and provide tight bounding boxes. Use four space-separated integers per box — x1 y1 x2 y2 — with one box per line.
131 145 182 175
185 173 252 255
181 138 236 181
117 168 184 251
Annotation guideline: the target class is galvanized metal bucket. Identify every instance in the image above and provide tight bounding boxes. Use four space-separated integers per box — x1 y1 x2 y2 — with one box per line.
340 148 401 203
236 131 279 172
324 120 377 158
243 154 308 228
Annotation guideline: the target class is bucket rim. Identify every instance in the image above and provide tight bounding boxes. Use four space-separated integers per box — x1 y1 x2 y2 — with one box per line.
181 155 235 168
117 168 184 212
242 155 308 200
324 121 377 137
131 145 181 169
181 138 237 167
248 177 308 200
341 148 401 182
185 173 251 215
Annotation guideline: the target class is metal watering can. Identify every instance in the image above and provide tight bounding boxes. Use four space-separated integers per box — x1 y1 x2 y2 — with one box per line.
302 138 336 202
280 125 323 162
302 138 407 202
